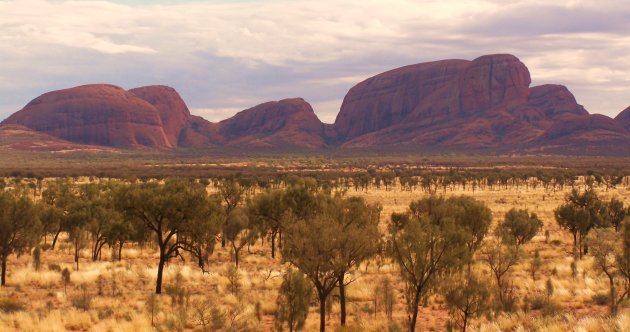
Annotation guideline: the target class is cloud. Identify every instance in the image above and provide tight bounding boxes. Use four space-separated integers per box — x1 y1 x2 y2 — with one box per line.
0 0 629 123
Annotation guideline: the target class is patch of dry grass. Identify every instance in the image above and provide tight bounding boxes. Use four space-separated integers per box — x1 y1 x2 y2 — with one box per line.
1 182 629 331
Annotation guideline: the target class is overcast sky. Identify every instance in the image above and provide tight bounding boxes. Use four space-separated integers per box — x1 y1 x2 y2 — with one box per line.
1 0 629 123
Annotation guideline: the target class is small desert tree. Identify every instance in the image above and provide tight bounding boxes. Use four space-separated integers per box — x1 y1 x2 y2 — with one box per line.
0 191 41 286
32 245 41 271
530 249 542 281
617 218 630 301
223 208 256 268
61 267 71 294
275 269 312 332
589 228 627 315
482 237 520 311
76 183 121 262
497 208 543 249
218 179 245 247
388 197 469 332
247 189 286 259
41 178 75 249
554 188 606 258
444 273 490 332
282 214 339 332
447 195 493 255
65 184 101 271
327 195 381 326
115 179 222 294
604 197 626 232
105 217 143 261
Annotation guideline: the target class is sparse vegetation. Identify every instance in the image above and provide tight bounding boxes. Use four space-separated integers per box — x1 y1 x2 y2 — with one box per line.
0 168 630 331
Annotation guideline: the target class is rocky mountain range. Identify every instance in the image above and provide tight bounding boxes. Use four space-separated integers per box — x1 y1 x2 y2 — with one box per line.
2 54 629 153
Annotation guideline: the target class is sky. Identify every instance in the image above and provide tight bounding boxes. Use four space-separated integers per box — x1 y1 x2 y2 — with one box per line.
1 0 629 123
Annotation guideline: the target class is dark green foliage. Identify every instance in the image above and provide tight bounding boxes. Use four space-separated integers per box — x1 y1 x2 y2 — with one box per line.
283 212 339 332
554 188 606 258
497 208 543 248
604 197 626 232
482 238 520 312
247 189 286 259
275 269 312 332
444 274 490 332
388 195 479 332
589 228 625 315
223 208 256 268
114 179 222 293
0 191 41 286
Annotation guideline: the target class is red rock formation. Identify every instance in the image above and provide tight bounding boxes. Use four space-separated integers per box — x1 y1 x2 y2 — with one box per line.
542 114 628 142
3 53 629 153
178 116 224 147
336 54 630 150
129 85 190 147
457 54 531 114
615 106 630 132
0 124 116 152
2 84 172 148
527 85 588 118
218 98 328 148
334 59 469 141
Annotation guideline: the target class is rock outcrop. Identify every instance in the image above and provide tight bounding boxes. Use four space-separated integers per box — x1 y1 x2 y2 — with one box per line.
2 84 172 148
334 54 630 150
3 54 630 153
333 59 470 141
129 85 191 147
218 98 328 148
0 124 116 152
615 106 630 132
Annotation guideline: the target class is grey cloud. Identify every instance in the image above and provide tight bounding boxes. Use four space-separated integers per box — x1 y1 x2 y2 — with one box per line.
1 0 629 123
465 3 630 36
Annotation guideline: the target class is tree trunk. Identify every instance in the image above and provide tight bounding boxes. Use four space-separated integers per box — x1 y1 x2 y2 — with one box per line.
279 231 282 249
409 287 421 332
271 231 277 259
52 228 62 249
338 273 347 326
92 240 99 261
610 275 618 315
462 312 468 332
1 254 7 287
319 292 327 332
74 239 80 271
93 240 106 261
118 241 123 261
156 255 166 294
